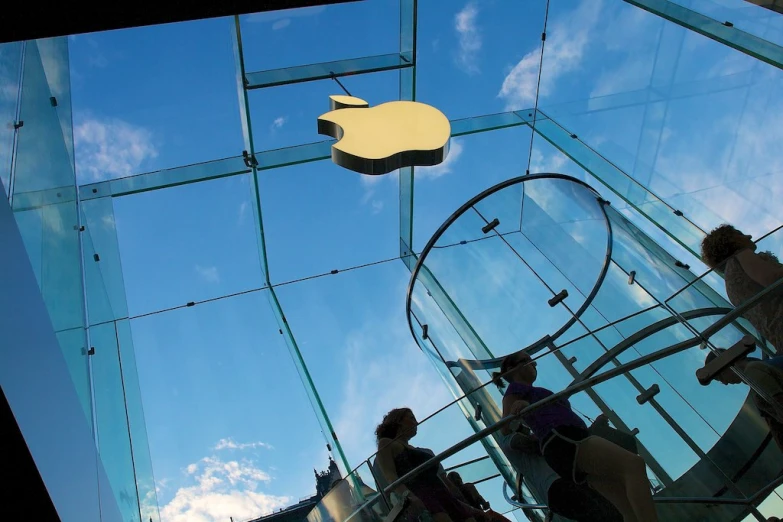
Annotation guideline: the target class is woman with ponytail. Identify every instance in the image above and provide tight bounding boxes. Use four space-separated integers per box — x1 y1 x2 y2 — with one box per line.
494 352 658 522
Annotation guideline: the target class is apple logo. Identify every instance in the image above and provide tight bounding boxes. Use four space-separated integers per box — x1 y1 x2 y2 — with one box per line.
317 95 451 175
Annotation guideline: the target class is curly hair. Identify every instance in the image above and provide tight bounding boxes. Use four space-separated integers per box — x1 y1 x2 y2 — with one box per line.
701 224 744 269
375 407 413 443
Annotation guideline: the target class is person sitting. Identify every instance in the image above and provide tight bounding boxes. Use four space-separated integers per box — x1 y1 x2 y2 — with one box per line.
375 407 506 522
494 351 658 522
704 349 783 450
701 224 783 354
445 472 489 511
499 419 623 522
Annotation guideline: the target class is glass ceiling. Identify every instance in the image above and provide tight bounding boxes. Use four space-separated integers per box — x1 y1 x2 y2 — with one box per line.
2 0 783 521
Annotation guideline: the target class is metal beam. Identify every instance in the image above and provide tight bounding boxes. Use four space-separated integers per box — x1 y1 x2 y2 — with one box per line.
246 52 413 89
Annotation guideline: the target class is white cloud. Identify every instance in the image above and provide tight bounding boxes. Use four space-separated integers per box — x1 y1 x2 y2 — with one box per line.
195 265 220 284
454 3 482 74
273 19 291 30
371 200 384 215
498 0 602 110
160 455 288 522
333 311 451 464
238 201 249 225
271 116 287 130
416 139 464 179
214 438 274 451
528 148 570 175
102 214 116 230
74 117 158 182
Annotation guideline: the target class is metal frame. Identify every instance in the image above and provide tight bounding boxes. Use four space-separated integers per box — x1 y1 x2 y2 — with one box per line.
405 173 614 362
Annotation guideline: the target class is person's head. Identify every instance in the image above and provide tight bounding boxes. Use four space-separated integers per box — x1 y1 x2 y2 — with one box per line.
375 407 417 444
492 351 537 389
704 349 744 385
701 224 755 269
447 471 463 486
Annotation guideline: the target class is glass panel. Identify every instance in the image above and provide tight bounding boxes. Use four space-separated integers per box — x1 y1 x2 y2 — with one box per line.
539 0 783 265
11 39 92 431
13 40 74 194
531 117 705 257
238 1 399 71
413 126 533 251
414 176 609 356
91 321 141 522
669 0 783 47
69 18 243 180
112 174 266 315
260 158 398 284
248 69 398 152
275 261 456 466
0 41 22 196
246 53 413 88
80 156 250 200
416 1 548 118
37 37 75 171
627 0 783 67
131 291 326 522
117 319 160 522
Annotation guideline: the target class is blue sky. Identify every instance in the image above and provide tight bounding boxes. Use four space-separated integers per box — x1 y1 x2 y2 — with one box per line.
56 0 783 521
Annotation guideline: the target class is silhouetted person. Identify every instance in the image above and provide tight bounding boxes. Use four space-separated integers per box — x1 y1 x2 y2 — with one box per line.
704 349 783 450
500 421 623 522
375 408 507 522
445 472 489 511
701 224 783 354
494 352 658 522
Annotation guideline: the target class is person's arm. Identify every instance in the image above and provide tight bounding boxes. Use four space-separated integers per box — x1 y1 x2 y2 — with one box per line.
466 484 489 510
501 393 530 435
440 473 467 501
736 250 783 288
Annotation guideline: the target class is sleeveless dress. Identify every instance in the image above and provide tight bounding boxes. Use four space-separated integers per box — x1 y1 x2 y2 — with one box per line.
724 256 783 354
393 446 473 521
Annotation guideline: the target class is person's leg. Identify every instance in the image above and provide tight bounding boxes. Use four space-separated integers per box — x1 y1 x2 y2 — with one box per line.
547 478 625 522
432 513 455 522
585 478 636 522
575 436 657 522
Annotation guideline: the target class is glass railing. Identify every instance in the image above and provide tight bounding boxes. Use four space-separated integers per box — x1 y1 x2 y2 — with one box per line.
304 221 783 522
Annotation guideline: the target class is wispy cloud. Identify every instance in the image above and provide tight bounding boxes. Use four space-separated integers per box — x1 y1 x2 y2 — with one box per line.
238 201 249 225
416 139 464 179
74 117 158 182
528 148 570 174
214 438 274 451
271 116 287 131
371 200 384 215
454 3 482 74
272 19 291 30
246 5 326 23
194 265 220 284
498 0 602 110
160 455 288 522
